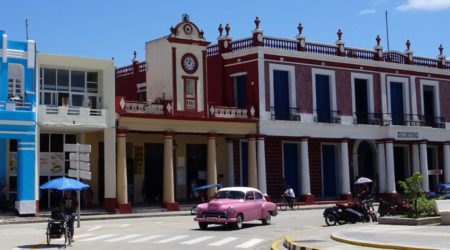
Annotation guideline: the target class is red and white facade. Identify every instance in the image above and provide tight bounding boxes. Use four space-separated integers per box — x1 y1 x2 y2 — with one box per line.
116 16 450 209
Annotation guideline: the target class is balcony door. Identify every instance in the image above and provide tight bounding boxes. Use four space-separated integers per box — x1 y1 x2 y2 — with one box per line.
355 79 369 124
234 75 246 109
390 82 404 125
423 86 435 126
273 70 290 120
316 75 331 123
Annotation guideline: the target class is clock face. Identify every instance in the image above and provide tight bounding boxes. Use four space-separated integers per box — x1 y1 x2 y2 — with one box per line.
181 53 198 74
184 24 193 34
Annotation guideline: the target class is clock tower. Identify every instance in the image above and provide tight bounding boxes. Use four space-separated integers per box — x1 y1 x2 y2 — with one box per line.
145 14 210 116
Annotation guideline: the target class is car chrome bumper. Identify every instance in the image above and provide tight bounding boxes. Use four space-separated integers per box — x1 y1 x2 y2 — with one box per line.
194 217 237 223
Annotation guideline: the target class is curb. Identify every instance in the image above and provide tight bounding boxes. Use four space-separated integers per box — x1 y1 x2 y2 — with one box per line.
283 233 321 250
271 238 283 250
0 211 192 225
330 232 434 250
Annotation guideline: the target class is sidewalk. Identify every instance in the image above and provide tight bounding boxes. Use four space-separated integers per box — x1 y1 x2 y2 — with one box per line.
0 204 194 225
284 222 450 250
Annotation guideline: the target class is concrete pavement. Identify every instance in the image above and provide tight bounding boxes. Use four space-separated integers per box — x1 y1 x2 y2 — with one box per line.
1 204 449 249
279 221 450 250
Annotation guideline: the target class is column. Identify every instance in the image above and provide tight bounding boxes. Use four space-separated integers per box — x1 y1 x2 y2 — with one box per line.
16 139 36 215
116 130 131 213
226 138 234 187
340 139 351 197
0 139 6 189
385 139 396 193
247 135 258 188
163 131 178 210
419 141 429 192
376 141 387 193
412 143 420 174
300 138 314 203
257 135 267 194
207 134 218 198
104 128 116 212
444 142 450 183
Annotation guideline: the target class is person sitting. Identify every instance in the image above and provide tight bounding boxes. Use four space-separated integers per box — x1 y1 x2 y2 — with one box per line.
60 191 78 241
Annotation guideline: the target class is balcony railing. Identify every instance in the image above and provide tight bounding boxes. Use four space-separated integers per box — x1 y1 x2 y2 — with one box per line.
209 105 255 119
314 110 341 124
206 36 448 70
416 115 446 128
269 107 301 121
38 105 108 127
124 101 166 115
0 101 34 111
353 112 382 125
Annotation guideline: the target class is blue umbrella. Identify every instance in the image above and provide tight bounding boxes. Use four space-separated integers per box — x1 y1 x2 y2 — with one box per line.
40 177 89 191
192 183 222 192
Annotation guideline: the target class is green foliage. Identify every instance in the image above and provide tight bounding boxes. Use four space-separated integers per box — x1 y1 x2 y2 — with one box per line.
398 172 436 218
416 197 437 217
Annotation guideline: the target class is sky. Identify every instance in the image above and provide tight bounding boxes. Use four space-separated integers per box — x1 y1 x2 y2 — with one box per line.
1 0 449 67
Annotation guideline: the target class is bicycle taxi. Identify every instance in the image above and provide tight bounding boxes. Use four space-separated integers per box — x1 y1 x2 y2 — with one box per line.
39 177 89 248
46 208 74 247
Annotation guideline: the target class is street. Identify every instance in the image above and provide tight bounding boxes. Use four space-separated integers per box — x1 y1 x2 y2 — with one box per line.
0 209 336 250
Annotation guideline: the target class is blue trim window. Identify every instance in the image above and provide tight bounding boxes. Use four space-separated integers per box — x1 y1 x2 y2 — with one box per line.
8 64 24 99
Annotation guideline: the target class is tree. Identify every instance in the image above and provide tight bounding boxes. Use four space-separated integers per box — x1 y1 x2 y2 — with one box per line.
398 172 423 218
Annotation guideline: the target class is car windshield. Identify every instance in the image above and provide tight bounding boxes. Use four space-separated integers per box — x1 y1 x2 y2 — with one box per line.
215 190 245 200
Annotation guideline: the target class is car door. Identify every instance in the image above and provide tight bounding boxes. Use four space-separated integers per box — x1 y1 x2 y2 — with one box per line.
244 191 257 220
254 192 265 219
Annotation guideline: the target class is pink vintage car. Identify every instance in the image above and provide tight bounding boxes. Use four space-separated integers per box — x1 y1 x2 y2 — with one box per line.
194 186 278 230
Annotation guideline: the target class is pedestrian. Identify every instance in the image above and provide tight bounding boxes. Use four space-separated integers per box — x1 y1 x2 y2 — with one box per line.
282 185 296 210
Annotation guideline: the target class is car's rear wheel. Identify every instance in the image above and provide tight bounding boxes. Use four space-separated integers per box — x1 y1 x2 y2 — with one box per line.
198 222 208 230
262 212 271 225
233 214 243 230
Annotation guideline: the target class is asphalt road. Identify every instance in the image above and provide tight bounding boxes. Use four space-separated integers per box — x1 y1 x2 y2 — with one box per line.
0 208 354 250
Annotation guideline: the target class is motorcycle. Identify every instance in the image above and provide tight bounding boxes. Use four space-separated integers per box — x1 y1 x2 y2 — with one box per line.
323 198 377 226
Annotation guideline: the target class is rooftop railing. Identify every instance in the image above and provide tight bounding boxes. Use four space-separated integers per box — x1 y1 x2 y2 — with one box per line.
116 62 147 78
206 36 448 70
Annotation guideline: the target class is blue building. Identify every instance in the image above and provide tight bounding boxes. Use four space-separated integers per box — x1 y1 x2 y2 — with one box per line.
0 30 37 215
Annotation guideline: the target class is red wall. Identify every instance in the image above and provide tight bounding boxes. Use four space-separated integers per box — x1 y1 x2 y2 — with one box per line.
115 62 146 101
206 53 259 114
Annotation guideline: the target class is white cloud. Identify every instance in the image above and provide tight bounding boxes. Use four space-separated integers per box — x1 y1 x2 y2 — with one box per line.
358 9 377 15
397 0 450 11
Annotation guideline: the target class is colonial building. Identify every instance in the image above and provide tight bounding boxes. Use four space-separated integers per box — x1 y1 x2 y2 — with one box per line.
0 30 38 214
117 16 450 209
207 17 450 202
36 54 116 211
116 15 258 211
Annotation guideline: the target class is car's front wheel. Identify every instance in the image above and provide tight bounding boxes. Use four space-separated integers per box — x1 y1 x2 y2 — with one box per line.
198 222 208 230
233 214 243 230
262 212 271 225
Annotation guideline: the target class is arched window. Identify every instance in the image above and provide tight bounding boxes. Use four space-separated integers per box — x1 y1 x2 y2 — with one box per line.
8 64 24 99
